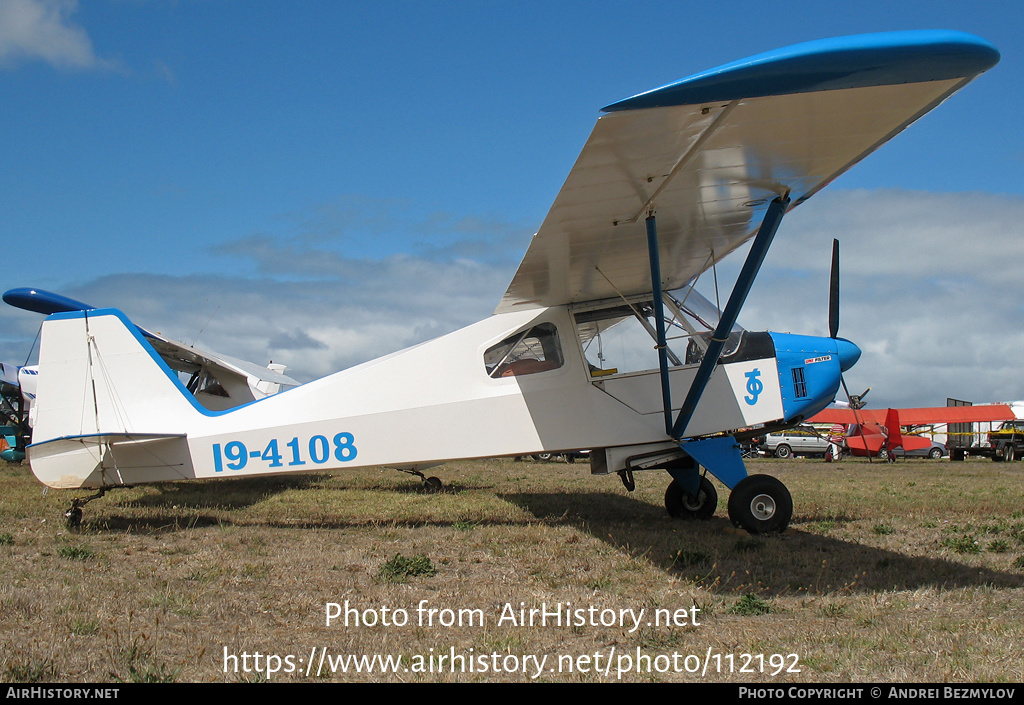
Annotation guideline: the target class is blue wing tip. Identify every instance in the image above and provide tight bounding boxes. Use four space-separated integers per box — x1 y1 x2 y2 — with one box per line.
603 30 999 112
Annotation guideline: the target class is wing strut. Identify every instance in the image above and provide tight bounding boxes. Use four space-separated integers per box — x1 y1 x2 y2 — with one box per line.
663 195 790 440
646 213 674 436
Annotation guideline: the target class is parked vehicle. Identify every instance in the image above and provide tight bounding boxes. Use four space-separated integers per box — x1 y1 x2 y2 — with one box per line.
888 440 945 460
987 419 1024 462
760 427 832 458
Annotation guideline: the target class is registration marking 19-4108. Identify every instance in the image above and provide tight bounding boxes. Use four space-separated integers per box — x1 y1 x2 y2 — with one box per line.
212 433 357 472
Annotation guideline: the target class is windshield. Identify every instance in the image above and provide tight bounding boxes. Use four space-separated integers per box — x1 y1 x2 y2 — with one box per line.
572 287 744 376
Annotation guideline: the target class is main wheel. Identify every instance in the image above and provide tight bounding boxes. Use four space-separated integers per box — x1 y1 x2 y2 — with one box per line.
1005 445 1016 463
727 474 792 534
774 444 792 459
665 477 718 520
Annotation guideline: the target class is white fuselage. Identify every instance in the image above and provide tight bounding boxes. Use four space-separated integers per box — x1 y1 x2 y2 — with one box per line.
27 306 786 489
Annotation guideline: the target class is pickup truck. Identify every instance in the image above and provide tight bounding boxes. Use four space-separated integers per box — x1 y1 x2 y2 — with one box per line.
988 419 1024 462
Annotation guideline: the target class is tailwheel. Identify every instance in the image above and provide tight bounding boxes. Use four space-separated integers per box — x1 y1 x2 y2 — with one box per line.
665 477 717 520
64 505 83 530
396 468 443 492
423 476 443 493
63 488 109 530
727 474 792 534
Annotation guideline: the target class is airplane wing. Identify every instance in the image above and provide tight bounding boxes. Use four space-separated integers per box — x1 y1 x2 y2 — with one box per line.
496 30 999 313
809 405 1015 426
143 332 300 399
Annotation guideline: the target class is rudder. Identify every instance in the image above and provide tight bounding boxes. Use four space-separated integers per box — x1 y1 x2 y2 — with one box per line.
28 309 198 488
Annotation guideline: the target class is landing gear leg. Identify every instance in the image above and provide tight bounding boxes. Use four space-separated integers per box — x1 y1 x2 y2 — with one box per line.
674 436 793 534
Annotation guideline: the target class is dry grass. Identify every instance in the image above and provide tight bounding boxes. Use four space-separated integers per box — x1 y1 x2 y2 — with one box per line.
1 455 1022 682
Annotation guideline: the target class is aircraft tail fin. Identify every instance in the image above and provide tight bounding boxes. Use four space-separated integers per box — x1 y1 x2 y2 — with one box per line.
885 408 903 452
28 309 199 488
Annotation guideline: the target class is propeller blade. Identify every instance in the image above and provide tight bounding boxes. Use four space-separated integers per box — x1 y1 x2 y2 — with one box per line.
829 238 840 339
841 376 873 463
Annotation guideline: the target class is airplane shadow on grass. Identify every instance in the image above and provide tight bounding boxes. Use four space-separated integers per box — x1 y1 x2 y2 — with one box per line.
87 474 328 532
501 491 1024 596
119 474 326 509
84 473 483 533
80 475 1024 595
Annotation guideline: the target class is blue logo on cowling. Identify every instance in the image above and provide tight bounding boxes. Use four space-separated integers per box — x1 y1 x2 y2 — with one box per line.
744 369 763 405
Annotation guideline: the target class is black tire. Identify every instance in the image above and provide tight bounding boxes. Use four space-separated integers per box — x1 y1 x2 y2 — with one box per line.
65 506 83 530
423 476 442 493
727 474 793 534
532 453 553 462
1006 445 1016 463
665 477 718 520
878 448 889 460
774 444 792 459
928 447 942 460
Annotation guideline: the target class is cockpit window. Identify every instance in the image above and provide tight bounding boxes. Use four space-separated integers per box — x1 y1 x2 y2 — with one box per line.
484 323 563 378
571 288 746 376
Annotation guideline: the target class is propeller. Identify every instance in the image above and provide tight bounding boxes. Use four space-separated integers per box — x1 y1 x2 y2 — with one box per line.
828 239 873 461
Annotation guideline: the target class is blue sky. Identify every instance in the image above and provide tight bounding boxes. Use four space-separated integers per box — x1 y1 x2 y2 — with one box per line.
1 0 1022 409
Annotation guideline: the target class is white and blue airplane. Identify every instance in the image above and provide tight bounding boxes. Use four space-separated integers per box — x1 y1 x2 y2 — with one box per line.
6 30 999 532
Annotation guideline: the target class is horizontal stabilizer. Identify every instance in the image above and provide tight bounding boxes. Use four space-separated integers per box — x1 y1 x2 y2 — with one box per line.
28 432 193 489
29 431 187 450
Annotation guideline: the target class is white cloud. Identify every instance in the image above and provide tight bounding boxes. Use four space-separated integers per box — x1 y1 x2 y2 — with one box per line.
0 0 107 70
731 189 1024 408
2 188 1021 413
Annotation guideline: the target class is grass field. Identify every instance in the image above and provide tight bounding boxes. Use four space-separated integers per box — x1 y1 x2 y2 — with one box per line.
1 455 1022 683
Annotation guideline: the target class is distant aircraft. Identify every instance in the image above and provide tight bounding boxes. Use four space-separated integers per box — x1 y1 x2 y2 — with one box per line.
5 31 999 532
0 361 31 462
808 405 1015 459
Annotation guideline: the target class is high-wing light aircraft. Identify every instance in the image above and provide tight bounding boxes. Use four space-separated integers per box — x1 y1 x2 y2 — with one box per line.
8 31 999 532
809 405 1015 459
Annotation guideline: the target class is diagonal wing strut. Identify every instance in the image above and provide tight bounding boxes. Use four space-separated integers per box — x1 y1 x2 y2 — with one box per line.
646 195 790 440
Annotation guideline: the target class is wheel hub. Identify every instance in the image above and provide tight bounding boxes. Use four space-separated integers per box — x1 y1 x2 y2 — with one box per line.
682 491 705 511
749 493 776 520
